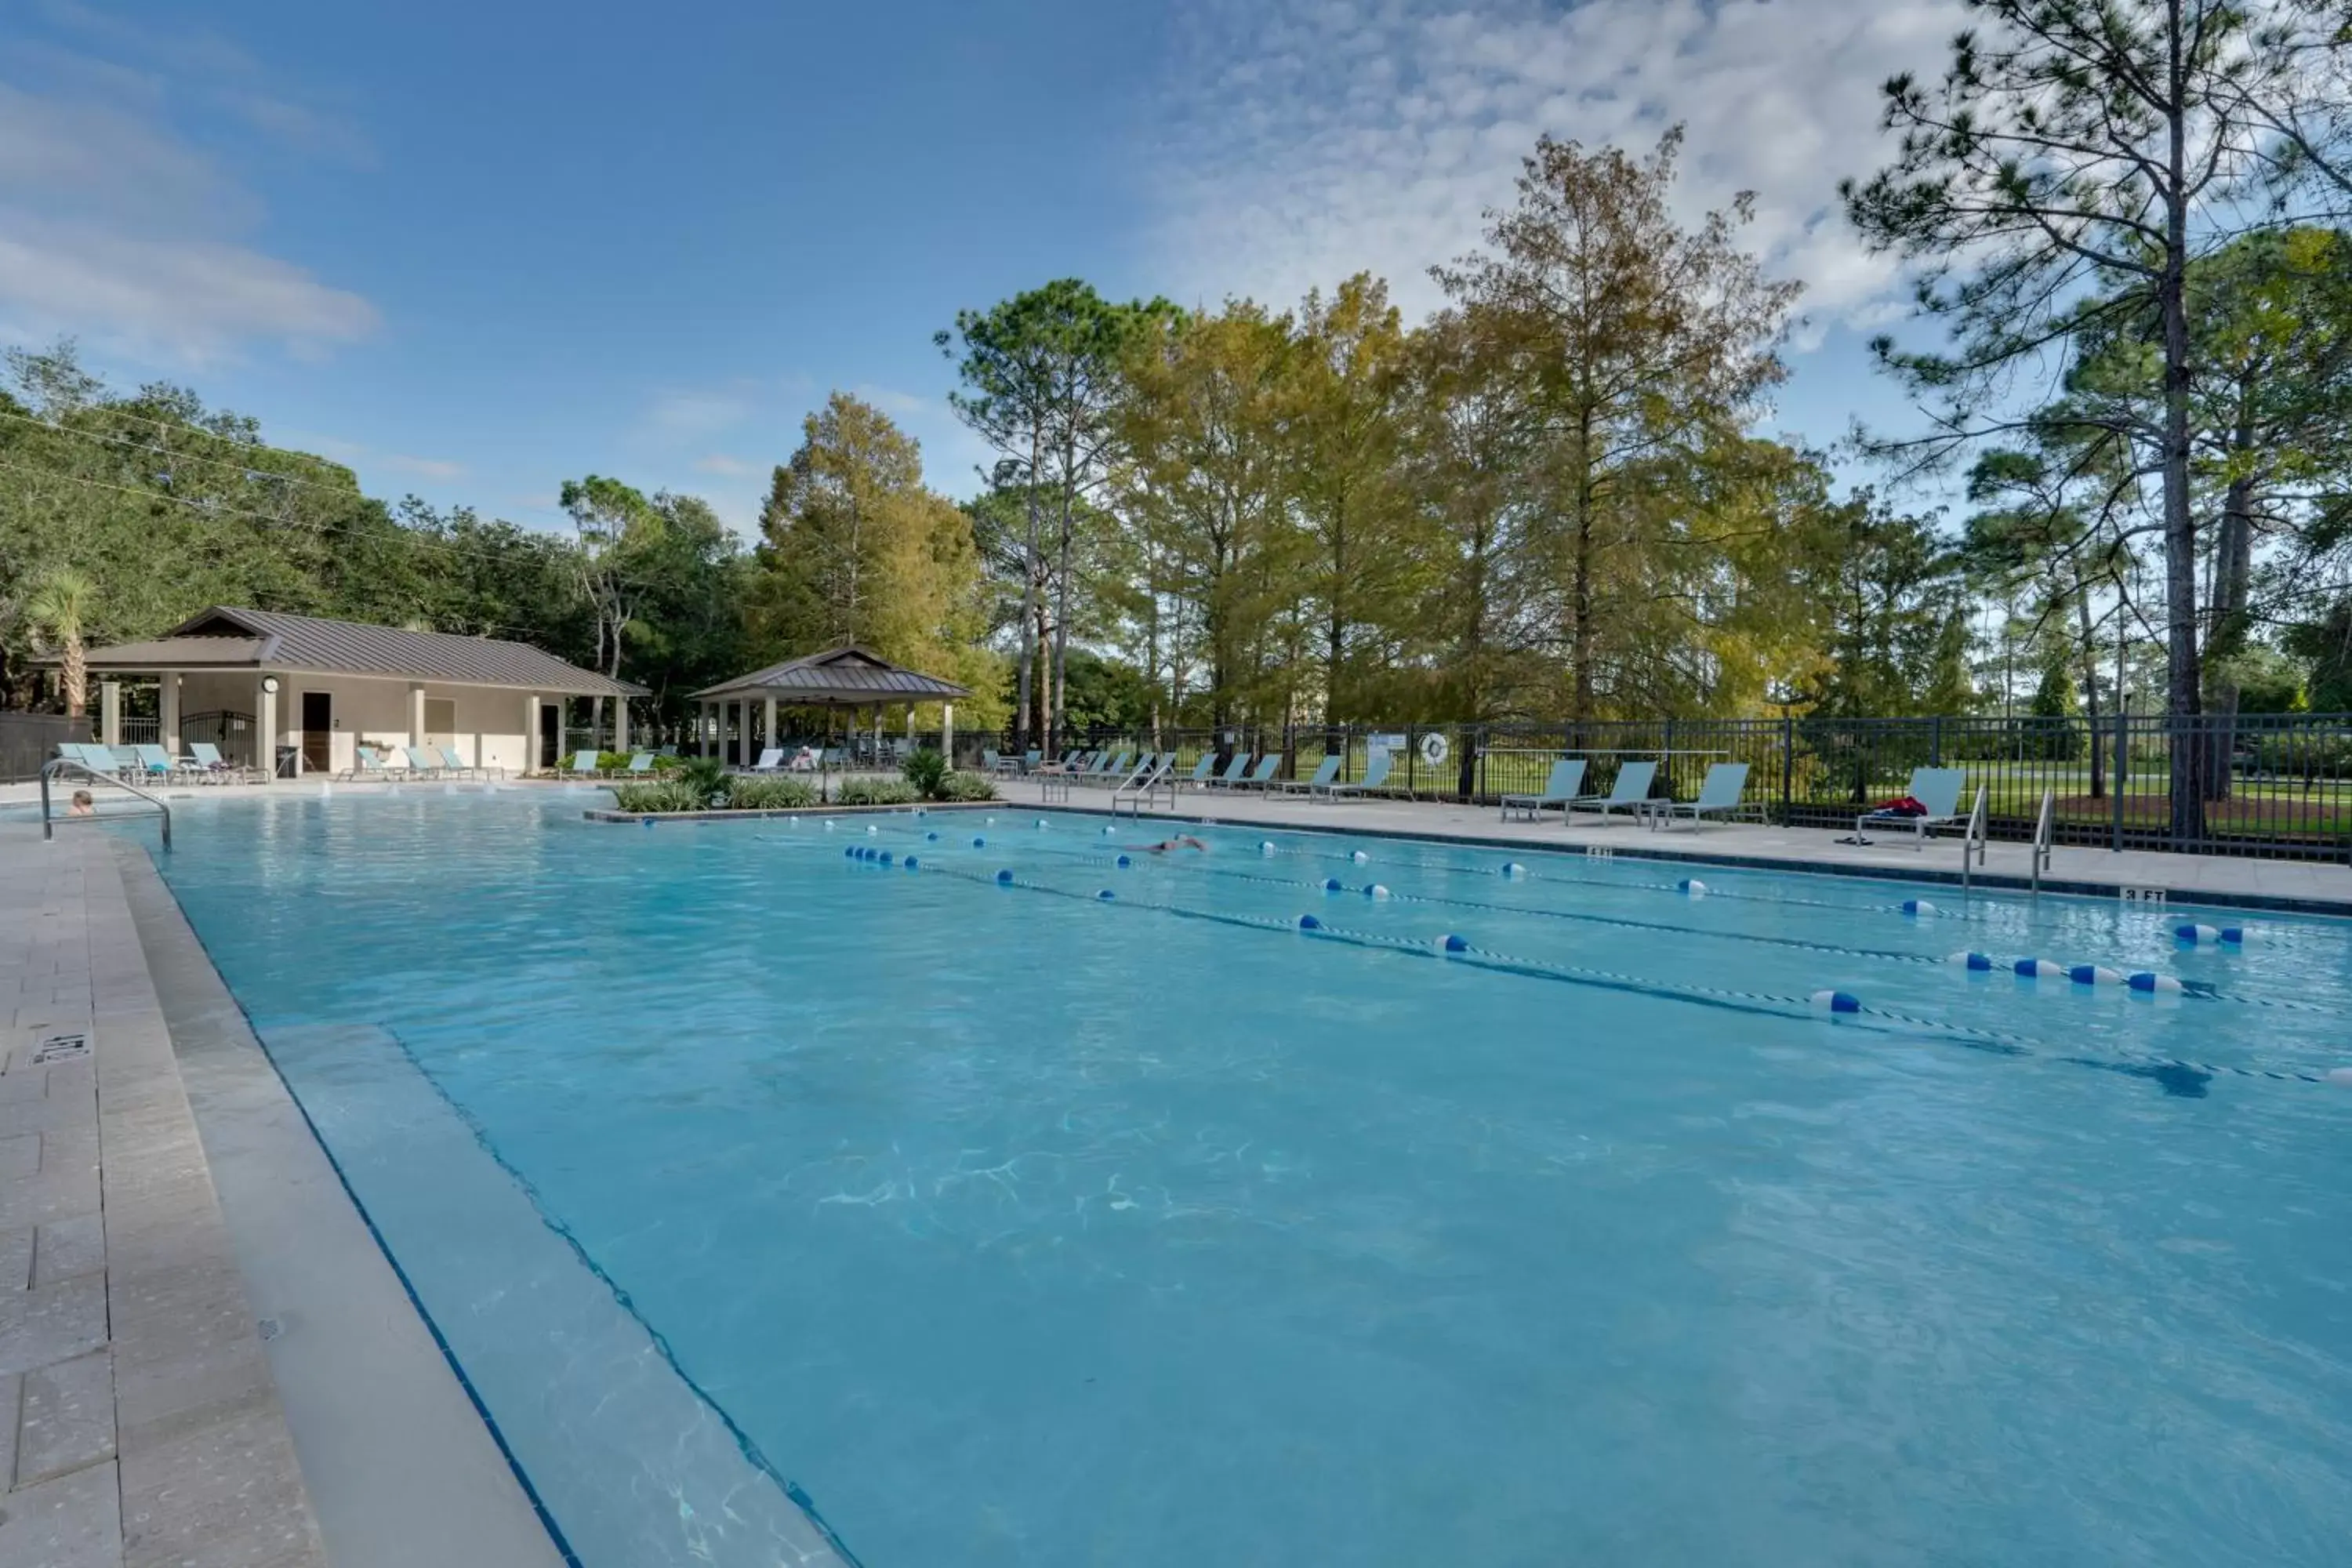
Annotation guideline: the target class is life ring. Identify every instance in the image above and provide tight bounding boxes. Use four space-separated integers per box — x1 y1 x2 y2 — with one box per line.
1417 732 1450 766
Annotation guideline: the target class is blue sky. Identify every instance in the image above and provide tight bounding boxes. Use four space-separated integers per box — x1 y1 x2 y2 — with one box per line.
1 0 1960 534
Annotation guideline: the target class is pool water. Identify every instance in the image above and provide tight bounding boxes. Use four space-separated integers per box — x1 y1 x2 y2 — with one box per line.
154 791 2352 1567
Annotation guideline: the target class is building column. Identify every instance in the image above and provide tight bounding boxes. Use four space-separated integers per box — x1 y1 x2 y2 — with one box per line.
256 674 278 786
764 696 777 758
100 681 122 746
159 672 181 757
942 702 954 765
906 702 916 744
615 695 630 755
524 692 540 775
408 682 426 749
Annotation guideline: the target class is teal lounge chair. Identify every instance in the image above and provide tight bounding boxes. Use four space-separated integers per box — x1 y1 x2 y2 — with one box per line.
402 745 448 778
1319 750 1393 799
188 742 252 782
437 745 495 780
1229 754 1283 791
1170 753 1219 790
1276 756 1343 796
1094 751 1156 789
1566 759 1657 826
1204 753 1255 789
1849 766 1969 848
623 752 658 777
563 750 604 778
1656 762 1750 830
1112 753 1174 800
1499 758 1587 822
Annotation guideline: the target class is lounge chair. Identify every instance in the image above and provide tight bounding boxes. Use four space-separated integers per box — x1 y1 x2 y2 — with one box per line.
982 748 1010 777
1499 758 1588 822
1090 752 1156 789
1203 753 1255 789
1173 753 1220 789
1019 749 1044 774
438 745 495 780
1319 750 1394 799
561 750 604 778
402 745 450 778
1112 753 1174 800
1275 756 1343 796
1566 759 1657 826
1096 750 1135 781
1848 766 1969 848
339 746 393 781
131 743 179 780
622 752 657 777
1654 762 1750 830
744 747 786 774
1229 755 1282 791
188 742 254 783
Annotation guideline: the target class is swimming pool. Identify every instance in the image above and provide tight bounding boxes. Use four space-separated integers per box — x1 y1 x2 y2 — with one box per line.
153 791 2351 1566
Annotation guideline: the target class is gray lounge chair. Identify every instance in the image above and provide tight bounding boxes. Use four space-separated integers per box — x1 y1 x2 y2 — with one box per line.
1276 756 1343 796
1849 766 1969 848
1500 758 1587 822
1566 759 1657 826
1319 750 1395 799
1655 762 1750 830
1171 753 1220 789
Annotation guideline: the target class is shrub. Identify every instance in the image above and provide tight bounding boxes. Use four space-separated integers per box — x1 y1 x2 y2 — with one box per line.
724 775 817 810
678 757 730 804
834 777 919 806
597 750 632 773
901 747 949 798
611 779 709 814
933 769 997 802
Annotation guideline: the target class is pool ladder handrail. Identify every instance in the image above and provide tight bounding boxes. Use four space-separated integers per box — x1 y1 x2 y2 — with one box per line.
39 756 172 851
2029 786 2055 894
1959 783 1987 891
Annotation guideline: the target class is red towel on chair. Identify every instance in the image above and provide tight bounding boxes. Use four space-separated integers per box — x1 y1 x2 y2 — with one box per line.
1870 795 1929 817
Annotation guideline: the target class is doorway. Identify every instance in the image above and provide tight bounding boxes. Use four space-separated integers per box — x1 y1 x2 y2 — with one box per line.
539 702 560 768
299 691 332 775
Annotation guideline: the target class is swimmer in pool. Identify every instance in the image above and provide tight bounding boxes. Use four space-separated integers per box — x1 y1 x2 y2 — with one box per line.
1125 834 1207 854
68 789 95 817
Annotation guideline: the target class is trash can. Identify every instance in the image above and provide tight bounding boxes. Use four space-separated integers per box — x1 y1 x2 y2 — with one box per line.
274 744 300 779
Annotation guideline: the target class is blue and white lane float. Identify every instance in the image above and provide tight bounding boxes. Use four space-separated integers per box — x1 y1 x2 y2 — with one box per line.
1902 898 1937 916
2176 922 2247 945
1679 878 1707 898
1809 989 1861 1014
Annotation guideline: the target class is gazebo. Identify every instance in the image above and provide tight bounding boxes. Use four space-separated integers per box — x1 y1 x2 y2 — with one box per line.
689 646 971 765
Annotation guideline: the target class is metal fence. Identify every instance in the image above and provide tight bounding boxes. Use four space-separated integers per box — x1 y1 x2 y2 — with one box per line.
1018 711 2352 862
0 712 92 783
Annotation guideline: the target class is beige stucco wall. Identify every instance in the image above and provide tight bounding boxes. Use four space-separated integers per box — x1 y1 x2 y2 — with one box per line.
171 671 551 775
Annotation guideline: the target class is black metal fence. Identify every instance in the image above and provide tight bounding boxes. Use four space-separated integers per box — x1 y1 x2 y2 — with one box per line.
1016 711 2352 862
0 712 91 783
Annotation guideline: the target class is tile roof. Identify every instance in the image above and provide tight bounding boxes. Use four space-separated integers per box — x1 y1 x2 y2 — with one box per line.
691 644 971 703
75 607 641 697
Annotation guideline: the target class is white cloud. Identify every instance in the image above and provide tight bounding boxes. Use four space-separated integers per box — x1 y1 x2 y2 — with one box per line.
851 383 927 417
0 73 376 360
383 452 466 481
694 453 760 477
0 214 377 359
1147 0 1958 331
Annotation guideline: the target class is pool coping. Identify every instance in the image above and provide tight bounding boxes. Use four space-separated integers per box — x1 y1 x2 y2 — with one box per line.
111 843 572 1568
1024 797 2352 920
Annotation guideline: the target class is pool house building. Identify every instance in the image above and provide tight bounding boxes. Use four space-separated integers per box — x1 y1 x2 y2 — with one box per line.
71 605 642 777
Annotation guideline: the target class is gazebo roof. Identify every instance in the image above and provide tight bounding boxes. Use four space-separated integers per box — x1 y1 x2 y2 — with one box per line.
691 645 970 706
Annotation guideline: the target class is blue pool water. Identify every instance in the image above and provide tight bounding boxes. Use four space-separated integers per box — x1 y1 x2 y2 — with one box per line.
151 791 2351 1566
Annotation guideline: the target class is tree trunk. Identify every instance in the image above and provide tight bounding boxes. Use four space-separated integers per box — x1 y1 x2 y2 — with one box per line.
2204 456 2257 804
2077 583 2104 800
2159 29 2204 843
1014 432 1043 754
62 641 86 718
1051 492 1073 757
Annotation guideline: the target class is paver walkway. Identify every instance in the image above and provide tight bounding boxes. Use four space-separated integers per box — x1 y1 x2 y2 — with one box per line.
0 826 324 1568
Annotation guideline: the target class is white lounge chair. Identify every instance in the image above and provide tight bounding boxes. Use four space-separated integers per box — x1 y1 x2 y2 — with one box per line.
1849 766 1969 848
743 746 786 774
1566 759 1657 826
1500 758 1587 822
1654 762 1750 830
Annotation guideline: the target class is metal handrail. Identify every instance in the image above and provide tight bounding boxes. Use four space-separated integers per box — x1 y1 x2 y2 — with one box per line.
1960 783 1987 891
40 757 172 851
2031 786 2055 894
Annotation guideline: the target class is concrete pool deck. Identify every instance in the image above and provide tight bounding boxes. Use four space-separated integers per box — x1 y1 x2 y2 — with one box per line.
993 779 2352 916
0 822 564 1568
